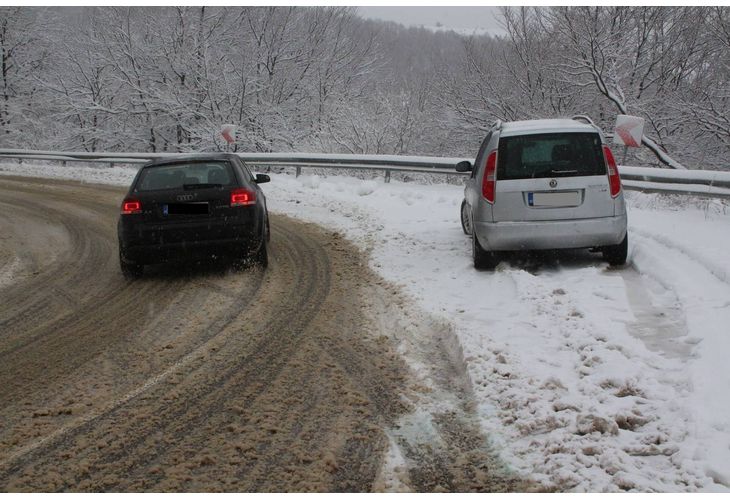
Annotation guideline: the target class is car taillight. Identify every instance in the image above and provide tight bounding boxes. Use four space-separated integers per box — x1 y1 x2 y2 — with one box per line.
230 188 256 207
481 149 498 204
121 199 142 214
603 145 621 198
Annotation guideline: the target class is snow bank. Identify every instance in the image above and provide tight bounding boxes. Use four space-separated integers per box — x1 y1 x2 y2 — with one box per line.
0 161 138 186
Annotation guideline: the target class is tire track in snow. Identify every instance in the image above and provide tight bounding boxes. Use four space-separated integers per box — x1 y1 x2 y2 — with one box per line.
630 231 730 489
631 227 730 287
458 256 707 491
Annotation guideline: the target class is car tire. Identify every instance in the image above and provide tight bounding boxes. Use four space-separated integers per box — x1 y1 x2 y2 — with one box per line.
256 217 270 268
119 250 143 278
472 232 498 270
460 200 472 235
255 238 269 268
603 233 628 266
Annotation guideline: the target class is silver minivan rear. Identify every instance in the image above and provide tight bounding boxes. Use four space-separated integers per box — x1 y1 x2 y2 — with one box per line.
458 118 628 269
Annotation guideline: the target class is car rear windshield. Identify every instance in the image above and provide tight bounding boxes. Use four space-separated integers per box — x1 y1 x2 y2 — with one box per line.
136 161 236 191
497 132 606 180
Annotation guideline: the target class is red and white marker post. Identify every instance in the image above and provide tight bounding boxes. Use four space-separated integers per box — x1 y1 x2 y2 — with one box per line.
221 124 236 150
613 115 645 163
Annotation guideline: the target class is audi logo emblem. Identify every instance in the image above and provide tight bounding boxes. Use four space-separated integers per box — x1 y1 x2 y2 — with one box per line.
549 179 558 188
176 194 195 201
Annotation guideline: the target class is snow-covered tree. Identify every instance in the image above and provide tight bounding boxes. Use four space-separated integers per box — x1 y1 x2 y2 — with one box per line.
1 6 728 170
0 7 49 146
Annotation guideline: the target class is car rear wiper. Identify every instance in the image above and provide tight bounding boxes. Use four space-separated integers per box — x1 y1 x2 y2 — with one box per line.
550 169 578 175
183 183 223 190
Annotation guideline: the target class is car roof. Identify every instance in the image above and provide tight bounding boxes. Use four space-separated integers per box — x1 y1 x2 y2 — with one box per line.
142 153 240 168
499 119 600 138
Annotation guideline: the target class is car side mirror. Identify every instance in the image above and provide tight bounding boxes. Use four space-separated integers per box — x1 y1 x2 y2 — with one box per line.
255 173 270 184
455 160 473 172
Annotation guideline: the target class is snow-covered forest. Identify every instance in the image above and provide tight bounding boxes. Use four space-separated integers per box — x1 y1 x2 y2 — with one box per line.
1 6 729 169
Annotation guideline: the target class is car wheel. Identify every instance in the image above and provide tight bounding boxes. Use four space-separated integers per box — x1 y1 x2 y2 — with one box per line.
603 233 628 266
119 250 143 278
460 200 472 235
255 238 269 268
472 232 498 270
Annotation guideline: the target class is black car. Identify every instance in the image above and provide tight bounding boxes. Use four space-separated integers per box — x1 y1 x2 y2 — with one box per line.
117 154 270 278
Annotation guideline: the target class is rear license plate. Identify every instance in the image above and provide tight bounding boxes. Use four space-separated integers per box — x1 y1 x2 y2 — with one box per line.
528 191 580 207
164 202 209 215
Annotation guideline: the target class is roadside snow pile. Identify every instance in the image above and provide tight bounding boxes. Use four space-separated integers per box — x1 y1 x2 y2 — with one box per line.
0 161 137 185
2 161 728 492
357 180 378 197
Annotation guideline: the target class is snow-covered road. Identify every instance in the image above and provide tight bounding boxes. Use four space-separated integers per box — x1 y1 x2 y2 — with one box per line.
264 173 730 492
1 161 728 492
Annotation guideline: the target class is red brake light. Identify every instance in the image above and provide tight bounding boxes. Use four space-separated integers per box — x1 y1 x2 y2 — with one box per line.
481 149 498 204
230 188 256 207
121 199 142 214
603 145 621 198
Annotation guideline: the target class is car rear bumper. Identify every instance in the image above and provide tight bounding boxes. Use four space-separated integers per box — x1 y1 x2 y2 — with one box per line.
473 214 627 251
120 237 259 264
119 221 260 264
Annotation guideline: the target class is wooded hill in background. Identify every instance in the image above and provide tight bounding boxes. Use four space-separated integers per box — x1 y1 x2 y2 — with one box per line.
1 6 728 170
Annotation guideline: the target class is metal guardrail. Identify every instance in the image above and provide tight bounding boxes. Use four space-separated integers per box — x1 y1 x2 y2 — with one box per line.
0 153 148 165
0 149 464 183
1 148 729 199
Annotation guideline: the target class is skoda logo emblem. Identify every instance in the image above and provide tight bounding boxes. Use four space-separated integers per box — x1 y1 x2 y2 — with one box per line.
177 194 195 201
549 179 558 188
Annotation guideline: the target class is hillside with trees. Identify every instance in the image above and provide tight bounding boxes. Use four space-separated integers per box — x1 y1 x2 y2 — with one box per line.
1 6 728 169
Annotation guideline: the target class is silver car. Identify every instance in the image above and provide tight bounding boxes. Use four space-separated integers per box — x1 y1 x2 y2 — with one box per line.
457 117 627 269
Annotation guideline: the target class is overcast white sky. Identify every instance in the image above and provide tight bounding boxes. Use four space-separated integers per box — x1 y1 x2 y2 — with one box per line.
357 6 505 35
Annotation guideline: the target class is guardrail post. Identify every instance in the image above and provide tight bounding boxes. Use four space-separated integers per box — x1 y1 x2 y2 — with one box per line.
62 160 67 167
385 169 391 183
296 166 301 178
110 162 115 169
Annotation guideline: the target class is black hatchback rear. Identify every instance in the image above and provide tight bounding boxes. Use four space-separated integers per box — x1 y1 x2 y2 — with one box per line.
117 154 270 277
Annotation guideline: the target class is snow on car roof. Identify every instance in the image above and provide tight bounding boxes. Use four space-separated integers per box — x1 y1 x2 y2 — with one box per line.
500 118 599 137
